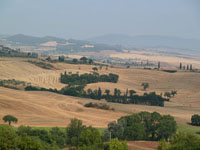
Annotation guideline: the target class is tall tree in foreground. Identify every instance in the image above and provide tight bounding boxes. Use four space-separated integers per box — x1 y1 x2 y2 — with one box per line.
109 138 128 150
2 115 18 126
158 132 200 150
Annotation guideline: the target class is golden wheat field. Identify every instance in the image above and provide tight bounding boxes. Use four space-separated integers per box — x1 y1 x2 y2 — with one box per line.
0 57 200 127
110 50 200 68
0 87 125 127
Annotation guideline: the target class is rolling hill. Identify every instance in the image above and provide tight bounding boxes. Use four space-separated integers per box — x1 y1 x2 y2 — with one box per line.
0 57 200 127
88 34 200 51
0 34 122 54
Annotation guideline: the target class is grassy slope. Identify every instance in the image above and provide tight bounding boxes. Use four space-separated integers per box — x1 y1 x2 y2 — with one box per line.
0 57 200 127
0 87 125 127
177 124 200 137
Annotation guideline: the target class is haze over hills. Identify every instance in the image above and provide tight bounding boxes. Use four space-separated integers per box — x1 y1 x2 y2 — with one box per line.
88 34 200 51
2 34 200 55
0 34 122 54
4 34 67 46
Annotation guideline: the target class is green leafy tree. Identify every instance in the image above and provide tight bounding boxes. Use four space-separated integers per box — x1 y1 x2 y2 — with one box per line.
169 132 200 150
157 115 177 140
58 56 65 62
50 127 67 148
18 134 43 150
79 128 102 147
103 129 111 141
92 67 98 71
80 57 88 63
109 112 176 141
105 89 110 97
150 112 161 140
124 122 146 140
158 132 200 150
67 118 85 147
0 125 18 150
108 121 124 139
129 90 136 97
164 92 171 100
88 59 93 64
191 114 200 126
158 139 169 150
141 82 149 90
3 115 18 126
170 90 177 97
109 138 128 150
72 58 78 63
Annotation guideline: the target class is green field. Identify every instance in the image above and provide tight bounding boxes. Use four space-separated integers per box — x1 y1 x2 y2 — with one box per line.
177 124 200 137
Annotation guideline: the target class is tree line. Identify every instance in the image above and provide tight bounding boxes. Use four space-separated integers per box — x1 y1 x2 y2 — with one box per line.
1 113 199 150
25 85 169 106
158 132 200 150
60 71 119 85
179 62 193 71
0 118 128 150
61 86 167 106
105 111 177 141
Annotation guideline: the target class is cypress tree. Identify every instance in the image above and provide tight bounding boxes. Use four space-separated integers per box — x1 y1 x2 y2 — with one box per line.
158 62 160 70
180 63 182 69
190 64 193 71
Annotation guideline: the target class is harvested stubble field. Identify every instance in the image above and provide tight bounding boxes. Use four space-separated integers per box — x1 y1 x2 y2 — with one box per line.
127 141 158 150
110 50 200 68
0 87 125 127
0 57 200 127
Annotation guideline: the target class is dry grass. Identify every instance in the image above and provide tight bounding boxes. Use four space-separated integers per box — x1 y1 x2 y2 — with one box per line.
110 50 200 68
0 87 125 127
40 41 57 47
127 141 158 150
0 57 200 127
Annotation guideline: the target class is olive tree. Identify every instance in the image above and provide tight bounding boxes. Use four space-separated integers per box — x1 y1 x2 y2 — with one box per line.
2 115 18 126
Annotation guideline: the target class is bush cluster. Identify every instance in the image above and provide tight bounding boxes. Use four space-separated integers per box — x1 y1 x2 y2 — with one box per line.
27 60 55 70
84 102 115 111
191 114 200 126
60 72 119 85
105 112 177 141
0 118 129 150
158 132 200 150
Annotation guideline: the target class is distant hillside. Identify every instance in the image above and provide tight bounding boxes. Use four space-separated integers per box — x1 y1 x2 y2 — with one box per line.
6 34 66 46
0 35 10 38
0 34 122 54
88 34 200 51
0 45 38 58
55 39 122 54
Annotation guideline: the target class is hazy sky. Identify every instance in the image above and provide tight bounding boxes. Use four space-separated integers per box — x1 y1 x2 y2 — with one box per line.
0 0 200 39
